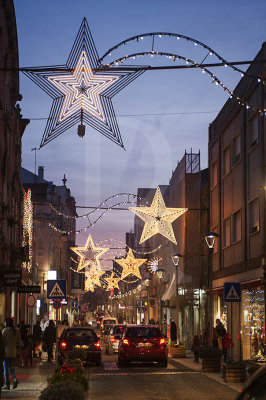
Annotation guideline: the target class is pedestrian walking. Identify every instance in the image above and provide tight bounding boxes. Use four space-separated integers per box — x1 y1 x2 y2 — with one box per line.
32 321 43 358
2 318 19 390
170 318 177 344
191 334 201 363
215 319 226 350
43 320 56 362
0 329 5 399
222 331 232 362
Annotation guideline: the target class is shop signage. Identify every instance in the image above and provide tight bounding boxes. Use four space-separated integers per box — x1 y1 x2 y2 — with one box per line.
224 282 241 302
17 285 41 294
1 271 21 287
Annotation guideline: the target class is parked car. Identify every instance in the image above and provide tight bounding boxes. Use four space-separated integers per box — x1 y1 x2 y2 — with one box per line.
105 324 127 354
58 327 101 366
118 325 168 367
100 317 117 336
235 364 266 399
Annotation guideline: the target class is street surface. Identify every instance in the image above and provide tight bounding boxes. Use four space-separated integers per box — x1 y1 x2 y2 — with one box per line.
88 352 238 400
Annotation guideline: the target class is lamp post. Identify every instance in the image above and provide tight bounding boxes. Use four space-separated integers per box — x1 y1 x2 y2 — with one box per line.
172 253 182 344
204 232 219 346
145 278 151 323
138 283 142 323
157 269 164 329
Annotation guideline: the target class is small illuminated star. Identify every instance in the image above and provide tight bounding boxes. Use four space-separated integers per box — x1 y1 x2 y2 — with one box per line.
104 272 120 291
71 234 108 272
116 249 146 280
129 187 188 244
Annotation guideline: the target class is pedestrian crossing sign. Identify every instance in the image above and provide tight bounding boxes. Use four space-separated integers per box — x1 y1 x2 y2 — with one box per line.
47 280 66 299
224 282 241 302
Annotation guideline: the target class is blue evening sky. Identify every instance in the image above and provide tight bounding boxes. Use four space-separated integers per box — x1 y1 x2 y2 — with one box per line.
14 0 265 245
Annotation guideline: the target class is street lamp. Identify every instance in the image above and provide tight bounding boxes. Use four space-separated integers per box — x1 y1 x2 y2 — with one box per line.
204 232 219 346
145 278 151 323
157 269 164 328
138 283 142 323
171 253 182 344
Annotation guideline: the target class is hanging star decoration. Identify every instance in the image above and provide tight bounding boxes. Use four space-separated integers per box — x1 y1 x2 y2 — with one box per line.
116 249 146 280
23 18 144 149
147 257 160 274
84 268 104 289
104 272 121 291
84 271 96 292
129 187 188 244
70 234 108 272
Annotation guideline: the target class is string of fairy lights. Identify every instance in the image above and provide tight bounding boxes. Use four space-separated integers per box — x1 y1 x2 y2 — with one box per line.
106 51 266 116
22 189 33 272
243 289 264 335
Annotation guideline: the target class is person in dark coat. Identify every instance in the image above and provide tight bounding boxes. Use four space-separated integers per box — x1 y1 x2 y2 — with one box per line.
170 318 177 344
43 320 56 362
0 329 5 398
32 321 43 358
191 335 201 363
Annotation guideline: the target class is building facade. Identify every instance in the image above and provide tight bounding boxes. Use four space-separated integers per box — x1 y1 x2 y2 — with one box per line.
209 43 266 360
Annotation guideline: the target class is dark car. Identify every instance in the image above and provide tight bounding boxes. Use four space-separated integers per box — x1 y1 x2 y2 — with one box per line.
105 324 127 354
58 327 101 366
235 364 266 399
118 325 168 367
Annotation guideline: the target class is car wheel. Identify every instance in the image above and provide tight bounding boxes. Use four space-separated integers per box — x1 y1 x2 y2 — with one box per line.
159 359 168 368
95 358 101 366
118 357 128 367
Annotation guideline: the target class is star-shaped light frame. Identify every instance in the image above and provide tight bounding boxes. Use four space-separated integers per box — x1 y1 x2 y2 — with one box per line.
70 234 108 272
129 187 188 244
116 249 146 280
104 272 120 291
23 18 144 148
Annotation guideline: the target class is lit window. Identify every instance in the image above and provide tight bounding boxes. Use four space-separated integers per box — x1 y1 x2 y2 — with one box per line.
223 218 230 247
223 147 230 176
232 210 241 242
249 198 259 234
248 114 258 149
232 135 241 165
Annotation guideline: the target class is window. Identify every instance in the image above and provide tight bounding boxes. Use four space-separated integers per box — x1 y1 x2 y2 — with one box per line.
232 134 241 165
211 161 218 187
248 114 258 149
223 147 230 176
232 210 241 242
223 218 231 247
249 198 259 234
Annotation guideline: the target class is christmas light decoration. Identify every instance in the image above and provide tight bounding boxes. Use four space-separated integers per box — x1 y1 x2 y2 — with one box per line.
22 189 33 272
71 234 108 271
116 249 146 280
147 257 161 274
104 272 121 291
85 268 104 287
23 18 144 149
130 187 187 244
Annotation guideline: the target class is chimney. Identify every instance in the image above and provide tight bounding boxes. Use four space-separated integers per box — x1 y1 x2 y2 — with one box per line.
38 166 44 180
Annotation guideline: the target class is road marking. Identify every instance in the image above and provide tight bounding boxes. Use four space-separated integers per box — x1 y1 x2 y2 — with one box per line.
91 371 199 376
103 362 119 370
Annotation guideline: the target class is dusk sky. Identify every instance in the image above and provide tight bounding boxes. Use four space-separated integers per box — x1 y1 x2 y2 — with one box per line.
14 0 265 246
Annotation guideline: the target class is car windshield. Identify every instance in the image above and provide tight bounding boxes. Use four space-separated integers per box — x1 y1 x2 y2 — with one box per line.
126 327 162 338
113 326 126 334
65 329 97 339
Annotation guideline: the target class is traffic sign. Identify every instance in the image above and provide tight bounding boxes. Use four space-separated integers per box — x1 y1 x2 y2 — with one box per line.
53 299 62 309
47 280 66 299
71 300 78 308
71 307 78 315
224 282 241 302
27 295 36 307
18 285 41 294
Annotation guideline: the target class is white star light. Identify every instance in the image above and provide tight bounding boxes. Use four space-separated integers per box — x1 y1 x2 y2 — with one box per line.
48 51 119 123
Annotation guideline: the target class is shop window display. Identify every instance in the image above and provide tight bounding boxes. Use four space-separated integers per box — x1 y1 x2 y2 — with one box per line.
241 289 265 360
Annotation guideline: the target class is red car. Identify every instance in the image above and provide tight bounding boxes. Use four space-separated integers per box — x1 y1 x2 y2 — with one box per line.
118 325 168 367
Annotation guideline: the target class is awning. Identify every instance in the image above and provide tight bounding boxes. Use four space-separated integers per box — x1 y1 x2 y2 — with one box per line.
161 270 176 301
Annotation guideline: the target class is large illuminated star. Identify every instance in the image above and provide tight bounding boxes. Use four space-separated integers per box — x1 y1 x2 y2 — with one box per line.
104 272 120 291
71 234 108 272
129 187 188 244
116 249 146 280
85 268 104 288
23 18 144 148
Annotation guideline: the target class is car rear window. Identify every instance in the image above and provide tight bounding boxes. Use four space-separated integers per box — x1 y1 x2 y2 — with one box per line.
113 325 126 334
103 319 116 325
65 329 97 339
126 327 162 338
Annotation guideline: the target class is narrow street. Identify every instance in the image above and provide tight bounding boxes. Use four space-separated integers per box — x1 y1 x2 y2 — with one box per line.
88 352 239 400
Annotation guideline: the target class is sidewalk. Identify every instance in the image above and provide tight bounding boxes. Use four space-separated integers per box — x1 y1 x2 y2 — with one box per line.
1 357 56 400
168 353 244 393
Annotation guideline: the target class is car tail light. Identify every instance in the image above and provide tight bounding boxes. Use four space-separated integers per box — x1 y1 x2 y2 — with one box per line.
95 342 101 349
60 341 67 350
110 335 116 342
97 320 100 324
160 338 166 345
122 339 129 345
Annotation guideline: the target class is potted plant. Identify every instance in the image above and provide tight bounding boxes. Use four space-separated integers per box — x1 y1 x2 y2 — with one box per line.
199 346 222 372
40 381 85 400
170 343 186 358
47 360 88 392
224 360 246 383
